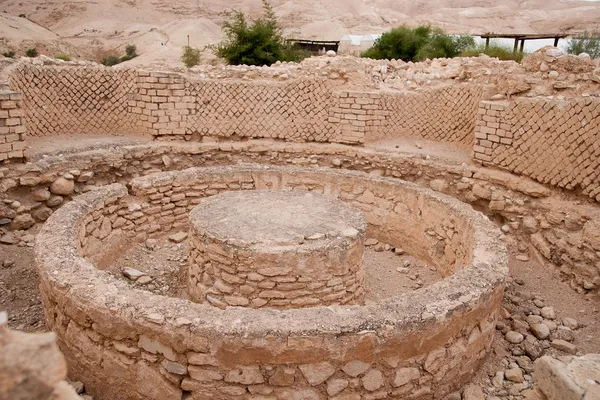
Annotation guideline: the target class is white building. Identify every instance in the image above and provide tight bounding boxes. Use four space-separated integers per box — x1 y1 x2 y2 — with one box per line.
339 34 382 56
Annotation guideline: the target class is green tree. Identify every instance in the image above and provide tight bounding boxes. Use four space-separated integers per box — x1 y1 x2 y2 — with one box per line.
416 30 474 60
566 31 600 59
181 46 201 68
216 0 308 66
361 25 475 62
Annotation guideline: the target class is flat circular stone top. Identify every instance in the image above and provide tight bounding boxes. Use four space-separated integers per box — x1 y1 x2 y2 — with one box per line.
189 190 366 250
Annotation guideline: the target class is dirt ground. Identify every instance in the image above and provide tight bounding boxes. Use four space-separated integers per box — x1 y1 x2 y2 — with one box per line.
104 236 443 304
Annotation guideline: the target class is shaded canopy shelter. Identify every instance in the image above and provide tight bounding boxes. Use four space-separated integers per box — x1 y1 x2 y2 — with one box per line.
285 39 340 54
478 33 570 53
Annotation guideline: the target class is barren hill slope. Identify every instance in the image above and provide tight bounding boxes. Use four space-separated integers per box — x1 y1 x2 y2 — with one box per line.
0 0 599 64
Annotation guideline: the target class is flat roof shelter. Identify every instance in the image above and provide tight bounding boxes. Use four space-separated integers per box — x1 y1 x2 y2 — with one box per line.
478 33 570 53
286 39 340 55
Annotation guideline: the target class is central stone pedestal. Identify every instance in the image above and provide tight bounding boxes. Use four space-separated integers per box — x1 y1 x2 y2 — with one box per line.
187 190 366 309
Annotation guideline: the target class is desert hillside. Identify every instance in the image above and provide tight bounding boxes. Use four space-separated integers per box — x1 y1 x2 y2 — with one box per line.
0 0 599 65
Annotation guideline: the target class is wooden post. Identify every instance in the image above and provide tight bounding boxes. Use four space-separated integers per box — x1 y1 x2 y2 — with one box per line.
513 38 519 53
519 39 525 53
187 35 190 47
554 37 559 47
485 37 490 50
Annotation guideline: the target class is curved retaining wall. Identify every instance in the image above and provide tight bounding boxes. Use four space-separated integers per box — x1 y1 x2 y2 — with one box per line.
5 141 599 291
36 165 507 400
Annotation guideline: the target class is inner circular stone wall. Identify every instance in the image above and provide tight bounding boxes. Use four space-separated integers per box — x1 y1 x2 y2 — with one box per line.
187 190 366 309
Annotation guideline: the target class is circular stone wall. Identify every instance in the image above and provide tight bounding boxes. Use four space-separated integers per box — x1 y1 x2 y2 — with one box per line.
35 164 508 400
187 190 366 309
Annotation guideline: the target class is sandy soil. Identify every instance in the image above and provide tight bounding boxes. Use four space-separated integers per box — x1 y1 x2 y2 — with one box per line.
26 134 151 159
105 236 443 304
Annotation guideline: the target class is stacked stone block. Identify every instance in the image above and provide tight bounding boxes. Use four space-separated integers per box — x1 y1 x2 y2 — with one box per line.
0 90 26 161
187 234 365 309
474 99 600 202
328 91 385 144
374 85 483 147
9 65 143 137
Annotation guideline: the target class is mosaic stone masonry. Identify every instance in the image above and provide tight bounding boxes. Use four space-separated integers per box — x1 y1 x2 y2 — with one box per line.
474 99 600 202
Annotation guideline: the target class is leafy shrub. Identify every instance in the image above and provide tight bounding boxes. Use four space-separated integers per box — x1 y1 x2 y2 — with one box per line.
216 0 308 66
55 53 71 61
18 13 26 18
120 55 133 62
2 50 15 58
25 48 38 57
566 31 600 58
361 25 474 62
460 43 525 62
361 26 430 61
102 55 121 66
181 46 201 68
125 44 137 57
416 31 475 60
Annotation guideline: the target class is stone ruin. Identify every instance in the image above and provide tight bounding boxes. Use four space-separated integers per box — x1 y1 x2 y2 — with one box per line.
0 47 599 400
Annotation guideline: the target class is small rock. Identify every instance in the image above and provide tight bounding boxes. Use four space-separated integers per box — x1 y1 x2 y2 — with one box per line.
505 367 524 383
331 159 342 167
46 195 64 207
10 214 35 230
541 307 556 320
122 267 147 281
516 255 529 262
168 232 188 243
342 228 359 238
551 339 577 354
523 339 545 360
361 369 384 391
562 317 579 330
505 331 525 344
31 188 51 202
533 299 545 308
530 323 550 340
145 239 158 250
0 233 18 245
137 276 153 285
50 177 75 195
365 238 378 246
326 50 336 57
553 327 575 342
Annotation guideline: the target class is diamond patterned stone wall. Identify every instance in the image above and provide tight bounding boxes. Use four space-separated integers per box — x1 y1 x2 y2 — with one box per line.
474 99 600 202
372 85 483 147
9 65 143 137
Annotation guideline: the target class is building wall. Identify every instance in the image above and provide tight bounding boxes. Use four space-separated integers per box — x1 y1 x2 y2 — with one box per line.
9 66 143 137
0 90 26 161
9 66 482 147
474 99 600 202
